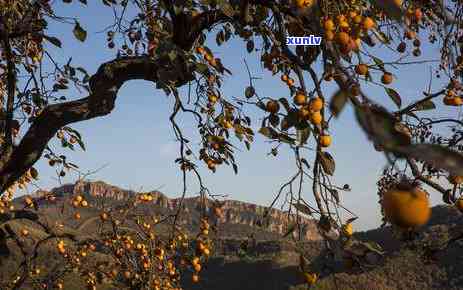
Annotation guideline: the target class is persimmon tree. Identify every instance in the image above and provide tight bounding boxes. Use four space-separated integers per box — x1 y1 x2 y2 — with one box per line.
1 0 463 289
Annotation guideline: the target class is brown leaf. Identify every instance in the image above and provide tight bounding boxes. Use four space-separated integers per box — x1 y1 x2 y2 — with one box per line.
372 0 404 21
246 40 254 53
73 21 87 42
443 189 453 205
355 105 409 154
245 86 255 98
399 144 463 177
232 163 238 174
278 133 296 144
258 127 279 139
330 90 348 117
297 127 311 146
319 151 335 176
280 109 299 131
269 113 280 128
278 98 291 112
385 88 402 108
43 35 62 48
414 100 436 111
330 189 340 204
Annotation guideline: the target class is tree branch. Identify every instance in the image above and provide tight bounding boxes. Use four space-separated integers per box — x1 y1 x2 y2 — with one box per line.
1 33 16 159
407 158 448 194
0 55 193 193
396 89 446 116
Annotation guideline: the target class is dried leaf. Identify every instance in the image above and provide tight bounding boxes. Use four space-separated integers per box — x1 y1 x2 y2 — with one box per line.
278 98 291 112
443 189 453 205
219 1 235 17
246 40 254 53
29 167 39 180
271 148 278 156
330 90 348 117
355 105 409 153
414 100 436 111
76 138 86 151
244 140 251 150
399 144 463 177
269 113 280 128
232 163 238 174
385 88 402 108
258 127 278 139
245 86 255 98
280 109 299 131
297 127 311 146
43 35 62 48
372 29 391 44
320 151 335 176
256 101 267 111
278 133 296 144
73 21 87 42
216 30 225 46
195 63 209 73
372 56 385 71
330 189 340 204
372 0 404 21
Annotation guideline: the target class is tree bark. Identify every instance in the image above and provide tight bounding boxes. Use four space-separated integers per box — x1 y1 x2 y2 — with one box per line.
0 55 194 193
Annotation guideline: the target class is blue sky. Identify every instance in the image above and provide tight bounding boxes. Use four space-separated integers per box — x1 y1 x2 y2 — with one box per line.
21 2 456 230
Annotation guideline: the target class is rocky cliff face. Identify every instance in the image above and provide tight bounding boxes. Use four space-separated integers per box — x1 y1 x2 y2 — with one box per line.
39 181 321 241
52 181 135 200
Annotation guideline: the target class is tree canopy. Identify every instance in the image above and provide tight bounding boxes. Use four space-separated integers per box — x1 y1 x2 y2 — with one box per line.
1 0 463 289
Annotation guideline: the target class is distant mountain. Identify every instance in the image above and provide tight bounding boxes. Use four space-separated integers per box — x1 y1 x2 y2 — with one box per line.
28 180 322 241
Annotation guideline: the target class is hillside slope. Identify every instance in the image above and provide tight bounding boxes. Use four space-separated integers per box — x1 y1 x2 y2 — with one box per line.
3 182 463 290
28 180 321 241
305 205 463 290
